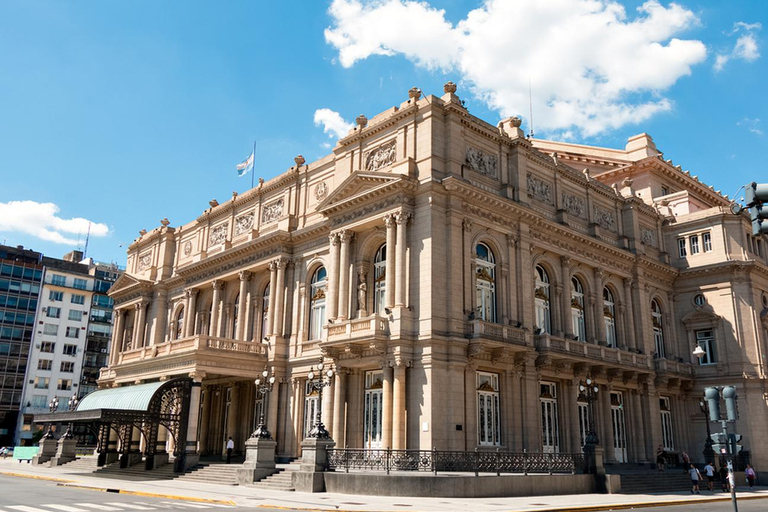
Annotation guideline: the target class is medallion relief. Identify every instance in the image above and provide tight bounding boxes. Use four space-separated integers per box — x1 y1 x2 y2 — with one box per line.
183 241 192 256
315 182 328 201
526 174 553 204
262 198 284 224
209 223 228 246
364 139 396 172
465 146 498 179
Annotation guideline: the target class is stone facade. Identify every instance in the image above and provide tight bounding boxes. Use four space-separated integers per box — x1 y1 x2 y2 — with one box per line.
102 85 768 470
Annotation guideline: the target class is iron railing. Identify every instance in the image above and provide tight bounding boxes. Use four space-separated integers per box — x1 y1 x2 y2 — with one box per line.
326 448 585 476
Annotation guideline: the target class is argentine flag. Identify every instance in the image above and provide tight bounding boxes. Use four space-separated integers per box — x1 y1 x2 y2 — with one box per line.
236 150 254 177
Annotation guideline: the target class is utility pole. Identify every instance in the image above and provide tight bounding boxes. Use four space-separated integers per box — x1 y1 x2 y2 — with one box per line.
704 386 739 512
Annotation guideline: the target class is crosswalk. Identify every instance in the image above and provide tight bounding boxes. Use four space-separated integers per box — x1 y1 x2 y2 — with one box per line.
0 502 236 512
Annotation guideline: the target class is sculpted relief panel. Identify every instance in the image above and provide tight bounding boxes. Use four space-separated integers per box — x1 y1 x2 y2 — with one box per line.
262 198 284 224
465 146 498 179
138 253 152 271
209 223 228 247
365 139 396 172
234 212 254 235
527 174 553 204
561 193 585 219
593 206 616 232
641 227 657 247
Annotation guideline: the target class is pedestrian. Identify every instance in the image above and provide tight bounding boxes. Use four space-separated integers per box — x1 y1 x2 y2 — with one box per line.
656 444 666 472
226 436 234 464
745 464 756 489
689 464 702 494
720 465 730 492
681 451 690 473
704 461 715 491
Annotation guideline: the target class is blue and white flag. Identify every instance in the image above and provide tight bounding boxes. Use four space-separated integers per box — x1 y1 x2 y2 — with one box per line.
236 150 254 177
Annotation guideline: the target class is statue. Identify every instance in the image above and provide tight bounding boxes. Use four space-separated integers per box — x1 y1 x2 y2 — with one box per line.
357 282 367 312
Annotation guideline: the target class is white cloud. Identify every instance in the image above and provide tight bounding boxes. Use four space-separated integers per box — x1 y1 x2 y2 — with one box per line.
737 117 763 136
325 0 707 137
0 200 109 245
714 21 761 72
313 108 355 139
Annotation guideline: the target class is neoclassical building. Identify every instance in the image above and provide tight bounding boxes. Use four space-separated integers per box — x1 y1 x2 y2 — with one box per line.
102 83 768 470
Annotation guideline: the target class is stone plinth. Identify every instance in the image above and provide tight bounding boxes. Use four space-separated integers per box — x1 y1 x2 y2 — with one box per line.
583 444 606 475
32 436 57 465
292 437 336 493
236 437 278 485
49 436 77 466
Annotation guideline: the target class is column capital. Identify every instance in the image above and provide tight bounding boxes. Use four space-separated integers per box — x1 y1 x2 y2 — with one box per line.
329 231 341 245
506 234 517 247
384 213 397 227
211 279 225 291
463 218 473 232
594 268 603 279
184 288 199 299
338 229 353 243
393 356 411 368
623 277 634 288
238 270 252 282
395 211 412 225
560 255 571 266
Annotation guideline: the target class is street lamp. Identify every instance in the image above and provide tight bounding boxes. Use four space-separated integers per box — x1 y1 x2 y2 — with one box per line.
305 361 334 439
68 395 79 411
699 398 715 462
579 378 600 445
48 396 59 413
251 368 276 439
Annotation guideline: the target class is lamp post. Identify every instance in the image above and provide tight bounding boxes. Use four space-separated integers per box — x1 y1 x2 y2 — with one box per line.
48 396 59 413
699 398 715 462
251 368 276 439
579 378 600 445
305 361 334 439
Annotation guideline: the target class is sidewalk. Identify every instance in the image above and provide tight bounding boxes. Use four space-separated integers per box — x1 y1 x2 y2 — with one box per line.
1 458 767 512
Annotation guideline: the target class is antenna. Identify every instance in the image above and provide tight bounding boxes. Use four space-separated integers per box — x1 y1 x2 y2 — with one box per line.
83 222 91 260
528 76 535 139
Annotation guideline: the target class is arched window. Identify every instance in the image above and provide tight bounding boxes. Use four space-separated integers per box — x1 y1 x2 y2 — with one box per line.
309 267 327 341
260 285 270 341
571 277 586 341
603 288 617 348
175 306 184 340
652 299 665 358
475 243 496 322
534 265 551 334
374 244 386 314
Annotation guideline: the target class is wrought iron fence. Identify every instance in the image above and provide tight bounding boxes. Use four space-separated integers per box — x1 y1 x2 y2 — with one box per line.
326 448 585 476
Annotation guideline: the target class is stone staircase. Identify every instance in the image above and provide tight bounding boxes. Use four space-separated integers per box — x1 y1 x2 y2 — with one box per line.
92 461 178 481
60 456 101 473
175 463 242 486
611 467 694 493
249 460 301 491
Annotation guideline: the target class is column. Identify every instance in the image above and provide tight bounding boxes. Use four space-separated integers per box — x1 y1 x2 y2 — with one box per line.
209 280 223 337
337 231 352 320
134 301 148 348
332 369 346 447
151 289 168 346
382 362 393 449
506 235 517 324
600 385 614 461
184 289 198 337
110 310 125 365
273 261 286 337
199 386 212 454
235 271 251 340
623 278 637 351
268 381 280 442
267 262 278 336
666 291 678 359
185 376 203 459
392 359 408 449
327 233 340 320
567 379 581 453
384 215 396 309
395 212 409 307
594 270 606 343
227 384 239 442
560 256 572 338
322 376 334 438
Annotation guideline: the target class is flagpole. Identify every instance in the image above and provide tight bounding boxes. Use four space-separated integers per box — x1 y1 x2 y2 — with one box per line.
251 140 256 190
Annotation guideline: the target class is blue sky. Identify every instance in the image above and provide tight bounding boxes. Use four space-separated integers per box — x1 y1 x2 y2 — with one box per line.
0 0 765 266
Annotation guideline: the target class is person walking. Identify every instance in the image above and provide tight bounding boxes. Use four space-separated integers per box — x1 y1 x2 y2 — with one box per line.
226 436 234 464
681 451 690 473
720 465 730 492
704 461 715 491
689 464 702 494
656 444 666 472
745 464 756 489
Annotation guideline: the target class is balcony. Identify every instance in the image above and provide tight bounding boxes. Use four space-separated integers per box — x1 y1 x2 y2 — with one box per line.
653 357 694 378
466 320 527 345
325 315 390 345
535 333 649 370
117 334 267 365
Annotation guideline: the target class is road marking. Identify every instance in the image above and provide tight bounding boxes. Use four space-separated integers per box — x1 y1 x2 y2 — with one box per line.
158 504 207 509
103 505 154 511
40 506 89 512
7 506 53 512
74 506 124 512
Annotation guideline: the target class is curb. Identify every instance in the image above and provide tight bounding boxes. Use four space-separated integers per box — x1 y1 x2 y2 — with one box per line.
521 493 768 512
0 471 75 484
56 483 236 505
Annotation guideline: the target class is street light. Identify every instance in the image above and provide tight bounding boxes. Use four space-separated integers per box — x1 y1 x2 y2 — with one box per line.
48 396 59 413
579 378 600 445
251 368 276 439
305 361 334 439
693 345 706 359
699 398 715 462
68 395 79 411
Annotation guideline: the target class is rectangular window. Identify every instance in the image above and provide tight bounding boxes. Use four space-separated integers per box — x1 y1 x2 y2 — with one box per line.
49 290 63 302
476 372 501 446
60 361 74 373
703 232 712 252
37 359 52 371
67 310 82 321
57 379 72 391
660 397 675 451
40 342 55 353
540 382 559 453
46 307 61 319
71 294 85 305
43 323 58 335
34 377 49 389
696 330 716 365
690 235 700 255
65 327 79 339
73 278 87 290
51 274 66 287
678 238 687 258
661 186 669 196
31 395 47 408
63 344 77 356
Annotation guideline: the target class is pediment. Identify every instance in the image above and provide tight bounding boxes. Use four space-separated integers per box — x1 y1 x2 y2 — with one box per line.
108 273 153 298
682 308 721 327
317 171 416 215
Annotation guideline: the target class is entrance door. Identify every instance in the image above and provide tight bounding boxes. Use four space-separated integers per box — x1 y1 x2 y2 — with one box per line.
611 392 627 463
364 371 383 449
540 382 559 454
